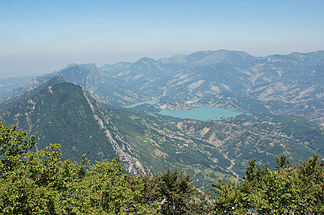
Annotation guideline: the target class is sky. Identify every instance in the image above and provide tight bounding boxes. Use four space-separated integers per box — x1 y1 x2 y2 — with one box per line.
0 0 324 78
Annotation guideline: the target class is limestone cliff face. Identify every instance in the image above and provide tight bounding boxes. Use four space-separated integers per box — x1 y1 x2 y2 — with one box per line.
11 64 102 99
82 89 145 175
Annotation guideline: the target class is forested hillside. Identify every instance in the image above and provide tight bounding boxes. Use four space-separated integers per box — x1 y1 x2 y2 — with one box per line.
1 122 322 214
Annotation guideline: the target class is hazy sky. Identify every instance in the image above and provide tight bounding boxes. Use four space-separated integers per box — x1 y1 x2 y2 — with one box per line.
1 0 324 78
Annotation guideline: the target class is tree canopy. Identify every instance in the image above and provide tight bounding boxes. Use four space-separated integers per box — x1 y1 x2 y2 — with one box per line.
212 155 324 214
0 121 323 214
0 121 203 214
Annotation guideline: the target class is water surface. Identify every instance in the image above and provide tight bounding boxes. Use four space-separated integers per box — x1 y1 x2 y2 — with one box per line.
158 106 241 121
126 98 159 108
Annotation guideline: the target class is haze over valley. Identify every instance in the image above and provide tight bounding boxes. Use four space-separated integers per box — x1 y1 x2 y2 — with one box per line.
0 1 323 213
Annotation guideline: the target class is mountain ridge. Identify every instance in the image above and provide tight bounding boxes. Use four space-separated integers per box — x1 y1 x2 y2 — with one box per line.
5 49 324 125
1 77 323 188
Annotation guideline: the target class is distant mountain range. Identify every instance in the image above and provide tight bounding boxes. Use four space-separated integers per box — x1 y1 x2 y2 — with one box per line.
1 50 323 187
0 75 323 188
8 50 324 125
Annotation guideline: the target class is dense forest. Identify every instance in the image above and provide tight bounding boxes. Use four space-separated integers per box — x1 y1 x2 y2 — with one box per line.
0 121 323 214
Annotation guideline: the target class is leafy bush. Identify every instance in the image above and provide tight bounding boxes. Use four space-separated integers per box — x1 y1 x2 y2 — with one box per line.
212 154 324 214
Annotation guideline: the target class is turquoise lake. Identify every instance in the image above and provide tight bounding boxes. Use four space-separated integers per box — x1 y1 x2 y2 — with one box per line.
158 106 241 121
126 99 242 121
125 98 159 108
